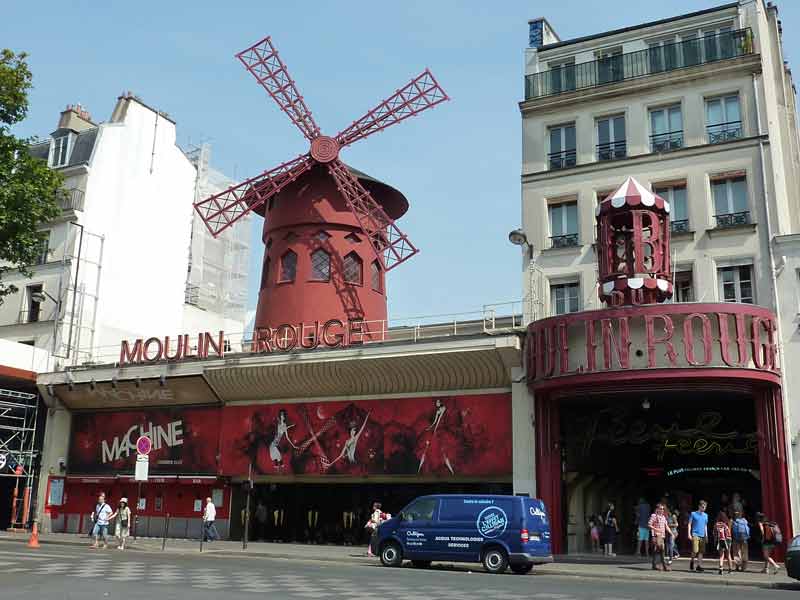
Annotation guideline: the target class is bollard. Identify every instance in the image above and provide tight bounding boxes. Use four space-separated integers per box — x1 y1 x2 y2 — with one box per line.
162 514 170 551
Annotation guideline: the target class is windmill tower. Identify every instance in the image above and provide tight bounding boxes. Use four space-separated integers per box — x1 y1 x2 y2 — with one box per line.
193 36 448 337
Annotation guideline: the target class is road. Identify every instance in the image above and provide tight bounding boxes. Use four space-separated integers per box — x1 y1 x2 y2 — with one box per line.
0 539 796 600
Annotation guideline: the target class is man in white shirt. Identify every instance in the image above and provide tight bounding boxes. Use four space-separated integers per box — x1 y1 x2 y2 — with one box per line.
203 497 219 542
90 492 113 549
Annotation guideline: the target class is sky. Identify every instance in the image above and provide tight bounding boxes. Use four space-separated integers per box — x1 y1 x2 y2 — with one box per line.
5 1 800 327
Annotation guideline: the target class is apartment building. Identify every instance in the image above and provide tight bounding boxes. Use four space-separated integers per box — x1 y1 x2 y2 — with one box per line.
0 94 251 368
517 1 800 552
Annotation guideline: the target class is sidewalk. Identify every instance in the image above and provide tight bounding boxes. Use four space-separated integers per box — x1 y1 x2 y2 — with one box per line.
1 530 796 590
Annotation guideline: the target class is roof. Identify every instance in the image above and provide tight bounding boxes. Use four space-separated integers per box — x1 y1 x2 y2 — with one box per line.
28 127 99 168
539 2 738 51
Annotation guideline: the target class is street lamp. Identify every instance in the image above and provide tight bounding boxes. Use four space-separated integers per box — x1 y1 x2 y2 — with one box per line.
508 227 542 323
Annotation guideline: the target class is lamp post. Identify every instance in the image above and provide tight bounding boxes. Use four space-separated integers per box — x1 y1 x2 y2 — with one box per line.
508 228 542 323
30 290 61 356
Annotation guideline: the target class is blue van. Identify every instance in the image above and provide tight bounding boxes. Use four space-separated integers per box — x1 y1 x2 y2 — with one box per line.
375 494 552 574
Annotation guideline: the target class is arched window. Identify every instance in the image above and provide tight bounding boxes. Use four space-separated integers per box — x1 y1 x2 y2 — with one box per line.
343 252 363 284
279 250 297 282
310 249 331 281
371 260 382 292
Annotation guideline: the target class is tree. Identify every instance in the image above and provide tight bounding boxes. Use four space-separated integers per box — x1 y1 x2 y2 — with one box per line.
0 49 62 304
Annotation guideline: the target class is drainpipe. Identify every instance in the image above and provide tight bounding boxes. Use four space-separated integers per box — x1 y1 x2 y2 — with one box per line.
752 71 797 530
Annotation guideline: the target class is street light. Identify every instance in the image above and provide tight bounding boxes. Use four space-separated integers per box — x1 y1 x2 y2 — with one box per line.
508 228 528 247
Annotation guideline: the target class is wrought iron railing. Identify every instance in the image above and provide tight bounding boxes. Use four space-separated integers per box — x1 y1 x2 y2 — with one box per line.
597 141 626 161
550 233 579 248
184 283 200 306
715 211 750 228
525 28 753 100
58 188 85 212
651 131 684 152
548 149 577 170
707 121 743 144
671 219 690 234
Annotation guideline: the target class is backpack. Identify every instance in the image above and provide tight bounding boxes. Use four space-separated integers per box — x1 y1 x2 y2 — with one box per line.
764 522 783 544
732 518 750 541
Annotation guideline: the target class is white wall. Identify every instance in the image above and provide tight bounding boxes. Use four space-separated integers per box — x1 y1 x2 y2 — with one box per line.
0 338 52 373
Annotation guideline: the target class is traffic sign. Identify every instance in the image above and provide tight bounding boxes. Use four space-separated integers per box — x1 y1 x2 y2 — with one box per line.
135 454 149 481
136 435 152 456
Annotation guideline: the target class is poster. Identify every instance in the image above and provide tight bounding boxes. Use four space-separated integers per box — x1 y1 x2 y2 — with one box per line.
219 393 512 478
68 407 220 475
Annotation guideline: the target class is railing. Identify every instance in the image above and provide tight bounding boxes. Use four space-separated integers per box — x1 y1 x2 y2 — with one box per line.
651 130 684 152
17 309 41 324
184 284 200 306
671 219 690 234
525 28 753 100
597 141 626 161
715 211 750 228
707 121 743 144
58 188 85 212
548 149 577 170
550 233 579 248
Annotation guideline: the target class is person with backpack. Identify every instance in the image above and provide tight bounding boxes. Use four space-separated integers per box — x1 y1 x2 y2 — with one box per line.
731 510 750 571
757 512 782 574
714 512 734 574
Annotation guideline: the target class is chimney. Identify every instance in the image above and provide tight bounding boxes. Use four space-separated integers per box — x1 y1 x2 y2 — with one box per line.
57 103 95 132
528 17 560 49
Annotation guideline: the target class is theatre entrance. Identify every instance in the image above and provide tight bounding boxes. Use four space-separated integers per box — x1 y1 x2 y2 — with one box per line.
228 481 512 543
559 389 761 555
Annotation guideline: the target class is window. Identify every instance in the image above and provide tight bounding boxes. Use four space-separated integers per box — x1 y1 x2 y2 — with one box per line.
343 252 363 284
33 232 50 265
25 284 43 323
654 184 688 233
718 265 754 304
596 47 623 84
703 26 734 61
712 176 749 227
310 249 331 281
50 136 70 167
370 260 382 292
649 105 683 152
548 123 576 170
551 282 580 315
279 250 297 282
261 257 271 287
345 233 360 244
18 340 35 347
314 231 331 242
596 115 626 161
674 271 694 302
546 59 576 93
648 39 679 73
681 32 701 67
548 201 578 248
706 95 741 143
401 498 437 522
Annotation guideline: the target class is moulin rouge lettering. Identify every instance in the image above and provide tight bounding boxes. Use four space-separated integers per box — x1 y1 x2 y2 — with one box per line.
119 319 366 366
526 308 779 381
100 420 183 463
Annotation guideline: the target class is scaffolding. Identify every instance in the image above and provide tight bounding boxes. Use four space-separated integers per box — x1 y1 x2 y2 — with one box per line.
0 388 40 529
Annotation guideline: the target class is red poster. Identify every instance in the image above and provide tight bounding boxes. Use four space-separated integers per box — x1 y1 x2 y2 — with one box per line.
219 394 511 477
69 407 220 474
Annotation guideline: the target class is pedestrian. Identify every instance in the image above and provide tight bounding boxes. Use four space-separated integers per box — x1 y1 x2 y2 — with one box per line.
589 515 600 553
365 501 383 557
666 511 680 563
731 510 750 572
714 511 734 574
636 497 651 558
203 497 219 542
255 500 268 541
688 499 709 572
109 498 131 550
648 503 674 571
602 502 619 557
90 492 113 549
757 512 782 575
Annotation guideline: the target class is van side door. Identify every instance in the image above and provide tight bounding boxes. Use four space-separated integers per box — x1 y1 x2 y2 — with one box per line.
396 497 439 559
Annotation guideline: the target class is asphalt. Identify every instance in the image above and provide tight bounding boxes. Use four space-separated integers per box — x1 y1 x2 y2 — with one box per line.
0 530 797 592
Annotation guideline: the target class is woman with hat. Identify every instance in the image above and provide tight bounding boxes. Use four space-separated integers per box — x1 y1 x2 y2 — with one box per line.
109 498 132 550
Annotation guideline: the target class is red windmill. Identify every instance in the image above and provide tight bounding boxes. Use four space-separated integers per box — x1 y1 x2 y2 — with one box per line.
194 36 448 342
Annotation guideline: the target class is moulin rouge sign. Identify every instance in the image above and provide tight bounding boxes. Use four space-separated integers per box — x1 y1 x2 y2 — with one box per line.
119 319 367 366
525 304 780 383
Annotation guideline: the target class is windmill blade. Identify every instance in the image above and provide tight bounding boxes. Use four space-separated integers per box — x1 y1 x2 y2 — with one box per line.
335 69 448 148
237 36 321 141
194 153 314 237
327 160 418 271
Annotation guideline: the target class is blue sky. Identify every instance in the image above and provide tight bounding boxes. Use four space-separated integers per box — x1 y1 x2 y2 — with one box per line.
5 1 800 325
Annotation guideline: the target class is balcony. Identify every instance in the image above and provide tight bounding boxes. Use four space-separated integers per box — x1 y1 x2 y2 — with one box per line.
671 219 690 234
17 308 42 324
550 233 579 249
548 149 577 170
58 188 85 212
651 130 684 153
715 211 750 228
707 121 743 144
597 141 626 162
525 28 753 100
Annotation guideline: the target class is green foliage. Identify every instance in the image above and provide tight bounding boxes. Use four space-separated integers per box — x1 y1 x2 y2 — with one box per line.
0 49 63 304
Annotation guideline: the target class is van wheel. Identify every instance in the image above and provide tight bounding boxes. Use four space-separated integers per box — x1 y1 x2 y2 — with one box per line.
380 542 403 567
482 547 508 574
411 560 432 569
510 563 533 575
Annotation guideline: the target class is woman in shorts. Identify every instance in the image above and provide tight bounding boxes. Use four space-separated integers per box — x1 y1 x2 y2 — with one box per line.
110 498 131 550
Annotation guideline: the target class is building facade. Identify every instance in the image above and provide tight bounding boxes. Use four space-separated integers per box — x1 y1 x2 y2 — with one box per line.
519 1 799 554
